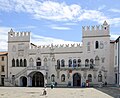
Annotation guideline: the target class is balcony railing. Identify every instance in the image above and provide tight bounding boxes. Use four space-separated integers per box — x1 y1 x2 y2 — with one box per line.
27 66 48 71
55 64 98 70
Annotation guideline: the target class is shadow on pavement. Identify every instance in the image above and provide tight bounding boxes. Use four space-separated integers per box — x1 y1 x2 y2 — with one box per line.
95 87 120 98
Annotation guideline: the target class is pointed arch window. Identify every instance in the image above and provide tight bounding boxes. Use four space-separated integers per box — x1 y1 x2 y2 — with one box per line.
98 74 102 82
16 59 19 67
20 59 23 67
36 57 41 66
29 58 34 66
51 74 55 82
24 59 27 67
61 74 65 82
68 59 72 67
90 59 94 68
88 74 92 82
12 58 15 67
95 56 100 66
61 59 65 67
73 59 77 67
78 59 81 67
44 58 47 66
95 41 99 49
85 59 89 66
57 59 60 69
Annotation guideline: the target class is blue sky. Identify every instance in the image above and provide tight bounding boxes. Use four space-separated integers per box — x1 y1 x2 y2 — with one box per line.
0 0 120 51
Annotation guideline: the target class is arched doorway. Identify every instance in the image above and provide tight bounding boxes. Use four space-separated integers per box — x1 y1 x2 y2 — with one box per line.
32 72 44 87
20 76 27 87
73 73 81 86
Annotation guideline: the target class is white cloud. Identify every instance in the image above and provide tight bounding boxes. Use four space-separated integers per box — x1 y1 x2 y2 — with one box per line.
0 27 11 51
31 33 80 46
0 0 108 23
110 34 120 40
51 26 71 30
0 0 120 28
108 8 120 13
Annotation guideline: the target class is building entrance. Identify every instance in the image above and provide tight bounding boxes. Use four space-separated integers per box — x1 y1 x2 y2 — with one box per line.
73 73 81 86
32 72 44 87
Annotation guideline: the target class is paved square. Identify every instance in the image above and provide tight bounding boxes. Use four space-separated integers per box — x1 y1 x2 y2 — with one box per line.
0 87 113 98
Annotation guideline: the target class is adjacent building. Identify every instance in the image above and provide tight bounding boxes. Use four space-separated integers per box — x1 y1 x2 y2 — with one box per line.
114 36 120 86
0 52 8 86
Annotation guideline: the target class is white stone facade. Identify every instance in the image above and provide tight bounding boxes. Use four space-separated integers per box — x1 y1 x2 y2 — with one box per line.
5 21 117 87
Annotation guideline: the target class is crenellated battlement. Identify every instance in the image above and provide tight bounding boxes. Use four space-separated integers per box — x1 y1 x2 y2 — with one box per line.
30 43 82 49
82 25 105 31
8 29 30 42
82 21 110 38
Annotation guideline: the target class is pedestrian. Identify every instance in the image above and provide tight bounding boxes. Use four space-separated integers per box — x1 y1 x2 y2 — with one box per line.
43 88 47 95
51 82 54 89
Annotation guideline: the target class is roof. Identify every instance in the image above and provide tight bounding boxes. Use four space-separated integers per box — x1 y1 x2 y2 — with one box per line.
0 52 8 56
115 36 120 43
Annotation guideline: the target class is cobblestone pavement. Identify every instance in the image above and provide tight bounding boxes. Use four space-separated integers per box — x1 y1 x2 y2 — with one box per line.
95 87 120 98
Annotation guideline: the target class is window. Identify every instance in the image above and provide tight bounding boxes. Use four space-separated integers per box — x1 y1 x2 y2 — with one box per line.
16 59 19 67
24 59 27 67
98 74 102 82
68 59 72 67
90 59 94 64
85 59 89 66
57 59 60 69
61 59 65 67
95 56 100 66
78 59 81 67
90 59 94 69
51 74 55 82
1 57 4 61
12 59 15 67
1 66 4 72
61 74 65 82
73 59 77 67
87 42 90 51
95 41 99 49
44 58 47 66
20 59 23 67
88 74 92 82
29 58 34 66
36 57 41 66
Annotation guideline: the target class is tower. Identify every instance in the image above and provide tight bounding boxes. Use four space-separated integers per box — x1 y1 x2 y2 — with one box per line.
8 29 30 78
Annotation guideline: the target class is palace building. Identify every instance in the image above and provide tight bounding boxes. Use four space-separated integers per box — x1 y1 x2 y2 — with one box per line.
2 21 120 87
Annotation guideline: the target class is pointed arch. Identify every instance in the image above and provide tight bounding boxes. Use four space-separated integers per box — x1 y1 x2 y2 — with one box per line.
88 74 92 82
95 41 99 49
51 74 55 82
68 59 72 67
95 56 100 66
24 59 27 67
20 59 23 67
36 57 41 66
12 58 15 67
61 59 65 67
16 59 19 67
29 58 34 66
57 59 60 69
61 74 65 82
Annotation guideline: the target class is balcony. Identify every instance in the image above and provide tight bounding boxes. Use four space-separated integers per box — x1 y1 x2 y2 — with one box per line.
27 66 48 71
55 64 98 71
